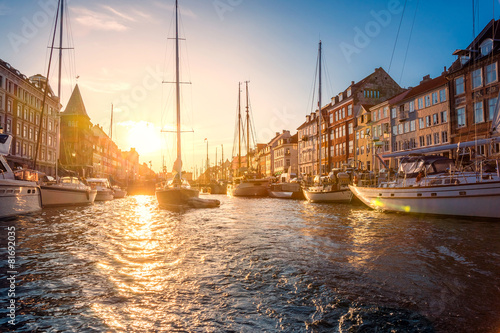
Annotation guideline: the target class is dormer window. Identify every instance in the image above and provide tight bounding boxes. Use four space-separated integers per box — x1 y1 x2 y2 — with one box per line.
346 88 352 98
480 39 493 57
338 93 343 102
460 55 470 65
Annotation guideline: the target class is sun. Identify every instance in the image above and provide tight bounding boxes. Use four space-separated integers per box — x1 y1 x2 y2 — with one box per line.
124 121 162 155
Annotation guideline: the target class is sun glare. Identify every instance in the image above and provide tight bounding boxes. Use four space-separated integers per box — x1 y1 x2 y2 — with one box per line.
123 121 162 155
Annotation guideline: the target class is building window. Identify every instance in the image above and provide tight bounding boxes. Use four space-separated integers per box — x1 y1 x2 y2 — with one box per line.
425 115 431 127
441 131 448 143
410 120 416 131
432 92 438 104
426 134 432 146
418 98 423 109
348 123 353 135
434 133 440 145
472 68 482 89
488 97 498 121
455 76 464 95
425 95 431 107
349 141 353 154
441 111 448 123
398 124 403 135
391 107 396 118
474 101 484 123
392 125 397 136
439 89 446 102
480 39 493 56
419 118 425 129
419 136 425 147
433 114 439 125
404 122 409 133
23 125 27 138
457 107 466 128
486 63 497 85
6 119 11 133
347 104 352 116
409 101 415 112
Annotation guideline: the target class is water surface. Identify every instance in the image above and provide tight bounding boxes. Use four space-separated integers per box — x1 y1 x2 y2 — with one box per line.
1 195 499 332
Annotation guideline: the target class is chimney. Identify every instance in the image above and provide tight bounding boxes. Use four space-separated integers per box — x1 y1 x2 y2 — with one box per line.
420 74 431 84
442 66 447 75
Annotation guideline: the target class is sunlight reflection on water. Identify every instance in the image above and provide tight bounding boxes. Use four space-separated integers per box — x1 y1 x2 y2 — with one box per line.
1 195 500 332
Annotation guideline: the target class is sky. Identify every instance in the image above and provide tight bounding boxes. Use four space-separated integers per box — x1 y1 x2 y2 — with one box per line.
0 0 497 173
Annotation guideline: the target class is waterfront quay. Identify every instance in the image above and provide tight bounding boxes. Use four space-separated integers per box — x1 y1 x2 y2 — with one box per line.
1 195 500 332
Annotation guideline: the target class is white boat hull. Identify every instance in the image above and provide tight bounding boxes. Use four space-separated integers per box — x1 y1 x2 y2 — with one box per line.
303 188 353 203
228 181 269 197
0 181 41 219
113 189 127 199
40 186 97 207
269 191 294 199
349 181 500 219
95 189 114 201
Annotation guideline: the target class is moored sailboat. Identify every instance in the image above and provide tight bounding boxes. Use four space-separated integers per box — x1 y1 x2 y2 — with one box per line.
227 81 270 197
33 0 96 207
155 0 218 209
302 41 353 203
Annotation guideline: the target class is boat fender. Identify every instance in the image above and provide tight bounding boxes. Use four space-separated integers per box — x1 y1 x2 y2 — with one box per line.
416 172 423 183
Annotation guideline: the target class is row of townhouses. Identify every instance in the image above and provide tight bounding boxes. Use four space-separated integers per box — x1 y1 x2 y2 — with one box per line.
0 59 141 184
241 19 499 179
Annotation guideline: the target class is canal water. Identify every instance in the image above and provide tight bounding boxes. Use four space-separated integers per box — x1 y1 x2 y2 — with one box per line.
1 195 500 332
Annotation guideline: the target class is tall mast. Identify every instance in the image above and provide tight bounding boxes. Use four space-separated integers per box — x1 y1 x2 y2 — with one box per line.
245 80 250 170
318 40 322 175
109 104 113 140
57 0 63 98
55 0 64 178
238 82 241 174
175 0 182 176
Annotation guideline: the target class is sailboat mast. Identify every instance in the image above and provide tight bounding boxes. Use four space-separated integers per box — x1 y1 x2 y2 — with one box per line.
175 0 182 176
55 0 64 179
245 80 250 170
57 0 63 97
238 82 241 173
318 40 322 175
109 103 114 140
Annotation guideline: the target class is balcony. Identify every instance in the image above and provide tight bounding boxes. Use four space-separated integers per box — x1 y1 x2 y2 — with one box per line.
398 111 409 122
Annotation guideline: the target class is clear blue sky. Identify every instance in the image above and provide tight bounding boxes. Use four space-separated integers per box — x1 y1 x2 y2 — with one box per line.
0 0 496 172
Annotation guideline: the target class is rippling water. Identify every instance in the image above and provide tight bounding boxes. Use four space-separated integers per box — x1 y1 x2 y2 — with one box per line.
1 195 500 332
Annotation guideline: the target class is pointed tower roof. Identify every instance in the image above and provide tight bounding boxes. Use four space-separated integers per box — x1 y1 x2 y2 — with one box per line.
62 84 89 119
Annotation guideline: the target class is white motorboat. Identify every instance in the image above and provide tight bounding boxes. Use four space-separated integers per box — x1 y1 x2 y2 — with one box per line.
112 186 127 199
303 185 353 203
0 134 41 219
349 155 500 219
39 176 97 207
268 182 304 199
227 176 270 197
87 178 114 201
303 171 353 203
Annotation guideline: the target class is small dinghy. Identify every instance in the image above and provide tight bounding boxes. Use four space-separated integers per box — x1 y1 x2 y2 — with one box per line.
187 197 220 208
